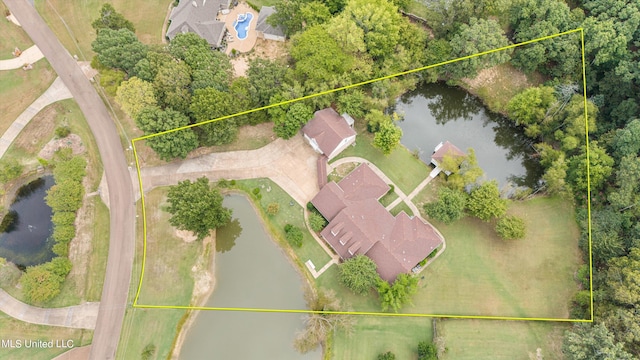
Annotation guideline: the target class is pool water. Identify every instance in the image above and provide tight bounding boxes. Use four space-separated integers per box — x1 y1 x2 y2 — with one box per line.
233 12 253 40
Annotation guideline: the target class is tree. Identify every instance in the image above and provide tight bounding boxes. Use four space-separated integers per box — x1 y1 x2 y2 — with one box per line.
46 181 84 213
495 215 526 240
116 77 157 119
542 154 570 195
274 102 312 139
608 155 640 213
417 340 438 360
284 224 304 248
190 88 239 146
567 142 614 194
563 324 633 360
135 107 198 160
378 351 396 360
247 58 289 107
339 255 380 295
606 248 640 308
341 0 403 59
507 86 556 130
466 180 507 221
309 212 327 232
612 119 640 159
336 89 366 119
424 187 467 224
167 177 232 240
92 28 147 75
0 159 23 183
373 118 403 155
377 273 419 312
91 3 135 33
448 18 511 79
20 258 71 303
294 289 354 353
153 59 191 113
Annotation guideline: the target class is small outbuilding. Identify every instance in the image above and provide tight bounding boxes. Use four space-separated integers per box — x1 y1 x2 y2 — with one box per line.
255 6 286 42
302 108 356 160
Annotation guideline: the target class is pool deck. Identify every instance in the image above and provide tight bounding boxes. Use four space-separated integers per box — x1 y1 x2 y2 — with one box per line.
220 3 258 54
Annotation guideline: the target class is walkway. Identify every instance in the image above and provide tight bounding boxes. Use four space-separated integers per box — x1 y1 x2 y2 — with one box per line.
0 289 99 329
0 45 44 70
0 77 72 158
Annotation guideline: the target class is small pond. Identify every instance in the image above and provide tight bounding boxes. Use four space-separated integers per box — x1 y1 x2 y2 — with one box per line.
179 195 320 359
393 83 543 189
0 176 55 267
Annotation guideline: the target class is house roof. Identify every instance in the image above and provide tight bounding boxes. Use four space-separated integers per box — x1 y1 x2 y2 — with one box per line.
313 163 443 282
256 6 285 37
432 141 465 163
167 0 230 47
302 108 356 157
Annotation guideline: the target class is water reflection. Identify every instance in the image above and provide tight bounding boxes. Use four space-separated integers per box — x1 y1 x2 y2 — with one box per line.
215 217 241 253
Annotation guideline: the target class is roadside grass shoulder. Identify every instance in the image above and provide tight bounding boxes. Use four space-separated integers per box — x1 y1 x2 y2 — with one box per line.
438 319 566 360
331 126 430 194
331 316 433 360
0 2 33 59
0 313 93 360
0 60 56 136
35 0 170 60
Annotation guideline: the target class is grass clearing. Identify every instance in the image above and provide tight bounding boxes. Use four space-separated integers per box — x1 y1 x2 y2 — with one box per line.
35 0 170 60
378 190 399 207
438 319 566 360
460 63 545 114
0 313 93 360
390 200 413 216
331 125 430 194
0 60 56 136
83 197 110 301
332 316 433 360
0 3 33 59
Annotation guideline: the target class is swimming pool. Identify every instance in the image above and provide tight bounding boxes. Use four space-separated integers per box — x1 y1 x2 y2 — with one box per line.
233 12 253 41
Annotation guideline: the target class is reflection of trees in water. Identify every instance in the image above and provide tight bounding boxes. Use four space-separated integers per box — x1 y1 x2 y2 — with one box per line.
0 210 19 233
400 83 483 124
215 218 242 253
15 177 48 200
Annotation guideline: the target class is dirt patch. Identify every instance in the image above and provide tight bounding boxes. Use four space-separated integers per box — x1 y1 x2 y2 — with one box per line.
12 103 57 153
230 56 248 77
186 122 275 159
67 184 95 283
175 229 197 243
38 134 86 160
250 38 288 61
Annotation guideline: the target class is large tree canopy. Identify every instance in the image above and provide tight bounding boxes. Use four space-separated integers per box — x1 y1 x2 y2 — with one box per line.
135 106 198 160
167 177 232 240
91 3 135 34
339 255 381 295
466 180 507 222
115 77 157 119
91 28 147 75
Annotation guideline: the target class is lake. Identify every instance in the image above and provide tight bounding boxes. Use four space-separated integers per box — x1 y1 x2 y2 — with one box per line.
0 176 55 267
394 83 543 189
179 195 321 360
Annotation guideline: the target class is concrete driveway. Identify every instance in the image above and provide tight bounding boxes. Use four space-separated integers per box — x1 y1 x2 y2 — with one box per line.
137 134 320 205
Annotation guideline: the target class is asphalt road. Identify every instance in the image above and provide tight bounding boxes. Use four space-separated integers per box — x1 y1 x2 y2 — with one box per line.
2 1 135 359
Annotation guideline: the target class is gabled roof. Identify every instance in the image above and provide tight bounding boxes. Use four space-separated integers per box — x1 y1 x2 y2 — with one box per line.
255 6 285 37
432 141 465 163
302 108 356 157
385 212 441 273
311 181 346 221
167 0 230 47
338 163 390 201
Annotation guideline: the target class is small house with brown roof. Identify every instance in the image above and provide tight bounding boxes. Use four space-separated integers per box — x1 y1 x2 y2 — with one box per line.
311 163 443 282
302 108 356 160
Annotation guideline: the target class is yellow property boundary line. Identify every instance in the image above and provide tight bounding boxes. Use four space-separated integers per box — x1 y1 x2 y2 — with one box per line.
130 28 594 322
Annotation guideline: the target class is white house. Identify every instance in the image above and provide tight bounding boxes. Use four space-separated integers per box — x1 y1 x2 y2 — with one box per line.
302 108 356 160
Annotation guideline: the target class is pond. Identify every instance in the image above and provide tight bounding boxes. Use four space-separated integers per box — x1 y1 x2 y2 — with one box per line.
0 176 55 267
393 83 543 189
179 195 320 360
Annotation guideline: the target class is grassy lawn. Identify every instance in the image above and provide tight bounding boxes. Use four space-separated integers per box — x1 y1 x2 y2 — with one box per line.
390 200 414 216
234 178 332 269
0 313 93 360
331 127 430 194
0 3 33 59
0 60 56 136
83 198 110 301
247 0 279 9
378 190 399 207
459 63 545 114
331 316 433 360
35 0 171 60
438 319 567 360
406 197 581 318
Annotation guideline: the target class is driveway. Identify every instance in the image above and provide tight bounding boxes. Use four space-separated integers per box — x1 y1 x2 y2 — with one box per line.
3 1 135 359
137 134 320 205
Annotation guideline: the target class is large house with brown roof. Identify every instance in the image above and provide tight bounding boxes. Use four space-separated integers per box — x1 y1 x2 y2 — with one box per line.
302 108 356 160
311 163 443 282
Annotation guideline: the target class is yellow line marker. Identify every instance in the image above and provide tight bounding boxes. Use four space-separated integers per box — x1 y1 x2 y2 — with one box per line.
131 28 593 322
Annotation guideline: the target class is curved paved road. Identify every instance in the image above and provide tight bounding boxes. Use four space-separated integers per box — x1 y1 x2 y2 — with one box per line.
3 1 135 359
0 289 99 329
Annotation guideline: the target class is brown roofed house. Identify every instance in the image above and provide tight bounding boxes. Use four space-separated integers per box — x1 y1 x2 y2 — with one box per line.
311 163 444 282
431 141 465 166
302 108 356 160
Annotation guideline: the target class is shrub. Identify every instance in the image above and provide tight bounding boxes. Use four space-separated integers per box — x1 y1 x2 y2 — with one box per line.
309 212 327 232
267 202 280 216
424 187 466 224
53 242 69 257
52 211 77 226
306 202 316 211
0 159 23 183
387 184 395 194
378 351 396 360
252 187 261 196
284 224 303 248
20 263 66 303
55 126 71 138
495 215 526 240
53 224 76 243
418 340 438 360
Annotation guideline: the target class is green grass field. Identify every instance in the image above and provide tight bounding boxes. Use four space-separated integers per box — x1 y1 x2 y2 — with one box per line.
331 127 430 194
35 0 170 60
390 200 414 216
0 313 93 360
332 316 433 360
0 3 33 59
0 61 56 136
437 319 567 360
